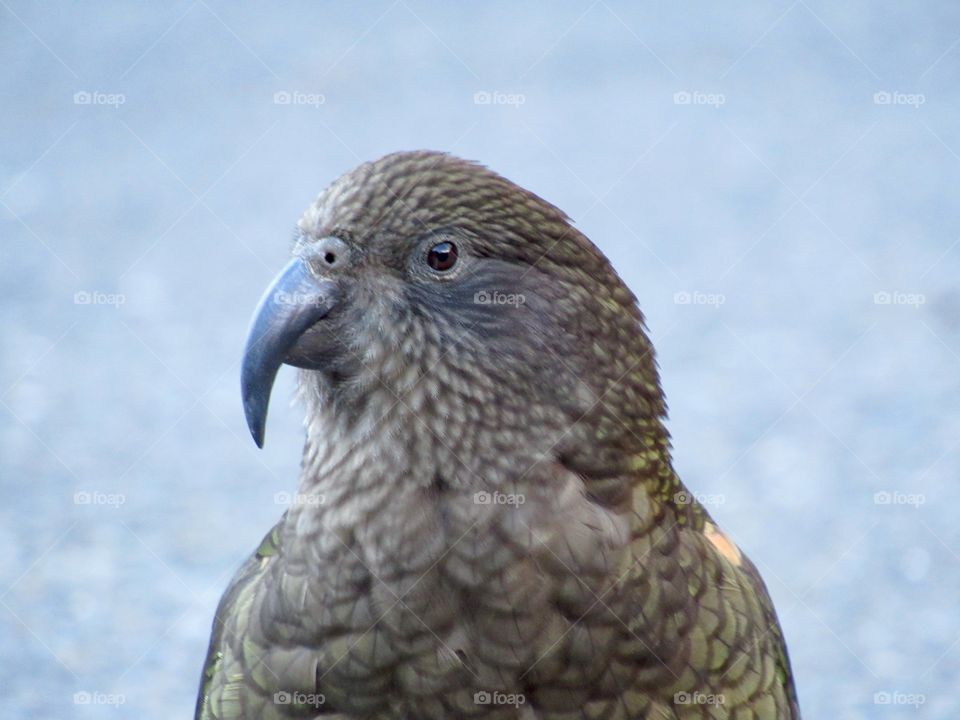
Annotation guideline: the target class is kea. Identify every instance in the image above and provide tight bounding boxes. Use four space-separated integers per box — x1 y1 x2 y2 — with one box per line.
196 151 800 719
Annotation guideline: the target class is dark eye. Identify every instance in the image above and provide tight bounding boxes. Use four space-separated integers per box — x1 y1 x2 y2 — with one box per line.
426 241 458 272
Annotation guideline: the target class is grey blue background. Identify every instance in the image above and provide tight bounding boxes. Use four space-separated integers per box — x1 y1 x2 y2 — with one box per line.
2 2 958 717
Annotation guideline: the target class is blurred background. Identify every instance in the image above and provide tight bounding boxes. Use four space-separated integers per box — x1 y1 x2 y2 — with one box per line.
1 2 958 717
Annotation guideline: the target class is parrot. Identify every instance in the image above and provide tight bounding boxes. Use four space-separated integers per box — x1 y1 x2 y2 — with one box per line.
195 151 800 719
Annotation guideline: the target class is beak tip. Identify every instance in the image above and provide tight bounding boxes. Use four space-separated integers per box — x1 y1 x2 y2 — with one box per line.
242 392 268 449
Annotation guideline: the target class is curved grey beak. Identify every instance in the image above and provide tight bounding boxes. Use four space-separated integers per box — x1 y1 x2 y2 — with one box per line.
241 257 338 447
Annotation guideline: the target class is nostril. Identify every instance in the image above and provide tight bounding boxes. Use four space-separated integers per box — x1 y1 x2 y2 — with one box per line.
311 236 349 268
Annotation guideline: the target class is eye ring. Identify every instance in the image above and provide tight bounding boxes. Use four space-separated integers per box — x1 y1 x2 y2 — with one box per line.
426 241 459 272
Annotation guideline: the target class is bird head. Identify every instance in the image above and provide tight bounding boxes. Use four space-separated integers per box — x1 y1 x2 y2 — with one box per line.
241 151 668 497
